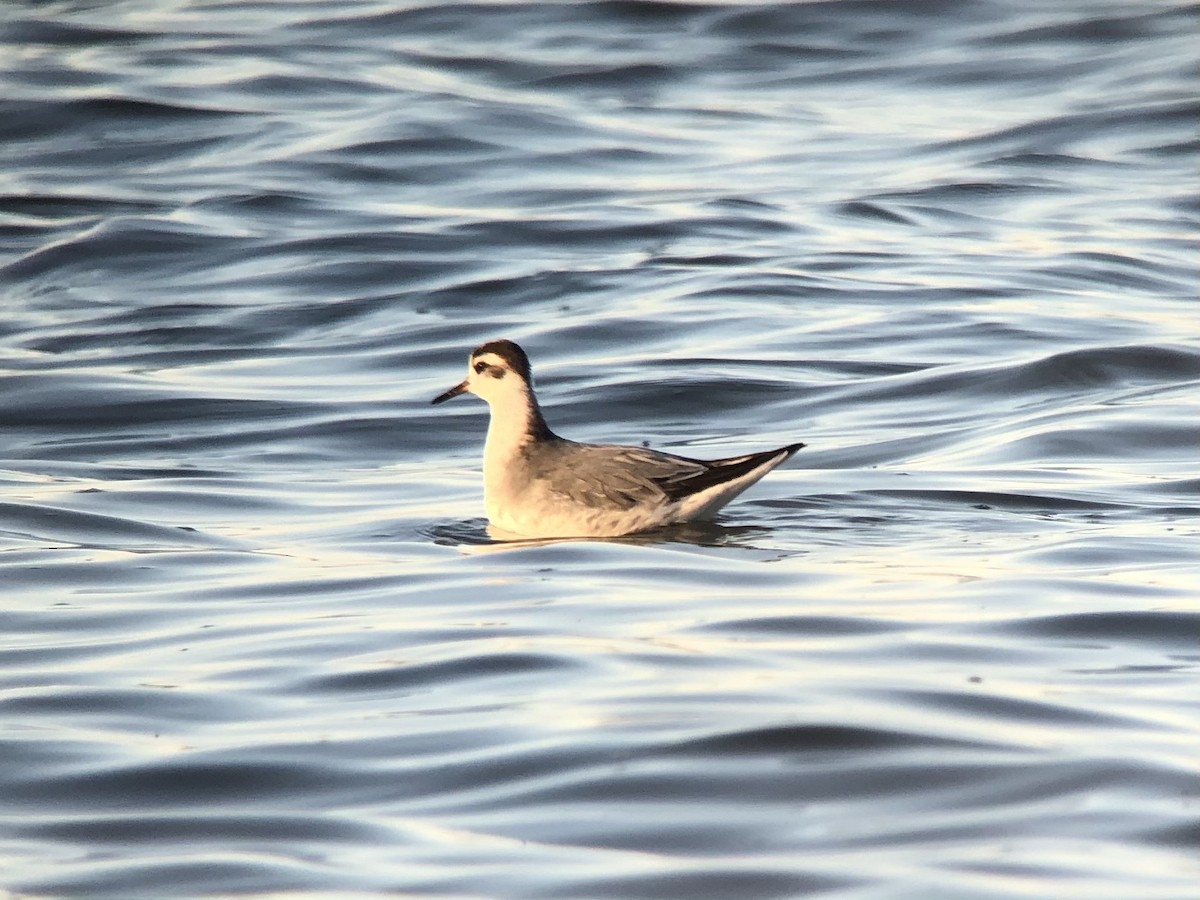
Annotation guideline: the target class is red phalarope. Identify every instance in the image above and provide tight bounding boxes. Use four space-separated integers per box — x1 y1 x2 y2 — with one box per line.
432 339 804 539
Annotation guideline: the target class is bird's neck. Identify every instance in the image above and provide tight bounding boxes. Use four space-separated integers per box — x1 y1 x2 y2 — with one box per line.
484 388 552 465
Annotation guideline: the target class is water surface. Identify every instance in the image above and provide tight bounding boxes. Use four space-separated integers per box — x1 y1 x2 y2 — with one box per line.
1 1 1198 898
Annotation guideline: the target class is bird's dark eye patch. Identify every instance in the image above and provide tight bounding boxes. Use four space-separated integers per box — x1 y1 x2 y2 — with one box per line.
473 359 506 378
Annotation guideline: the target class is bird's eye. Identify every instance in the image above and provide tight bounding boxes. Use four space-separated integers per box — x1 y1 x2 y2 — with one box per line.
473 361 488 374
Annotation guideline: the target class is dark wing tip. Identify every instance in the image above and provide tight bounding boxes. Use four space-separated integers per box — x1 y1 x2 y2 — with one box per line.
654 442 802 503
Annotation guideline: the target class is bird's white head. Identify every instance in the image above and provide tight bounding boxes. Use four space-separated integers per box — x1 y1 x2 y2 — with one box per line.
431 339 534 408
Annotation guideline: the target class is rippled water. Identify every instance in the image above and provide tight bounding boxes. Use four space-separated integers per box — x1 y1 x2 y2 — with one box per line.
2 1 1198 898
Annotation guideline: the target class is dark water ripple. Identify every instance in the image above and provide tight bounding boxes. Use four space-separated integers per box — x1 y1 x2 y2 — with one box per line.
2 0 1199 897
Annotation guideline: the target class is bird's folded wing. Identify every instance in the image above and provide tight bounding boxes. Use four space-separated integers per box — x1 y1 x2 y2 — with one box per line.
534 444 708 510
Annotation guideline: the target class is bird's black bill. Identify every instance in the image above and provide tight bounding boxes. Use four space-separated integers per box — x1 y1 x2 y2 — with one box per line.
431 380 468 405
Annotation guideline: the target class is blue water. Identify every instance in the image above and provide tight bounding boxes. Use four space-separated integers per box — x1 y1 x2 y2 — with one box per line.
2 1 1198 898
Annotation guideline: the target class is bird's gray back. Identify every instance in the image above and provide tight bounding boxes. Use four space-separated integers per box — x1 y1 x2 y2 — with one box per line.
521 440 707 511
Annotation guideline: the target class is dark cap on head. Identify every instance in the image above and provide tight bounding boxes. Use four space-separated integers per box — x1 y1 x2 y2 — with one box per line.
472 339 532 382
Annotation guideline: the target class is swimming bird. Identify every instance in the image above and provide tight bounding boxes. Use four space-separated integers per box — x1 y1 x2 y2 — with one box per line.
431 339 804 539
